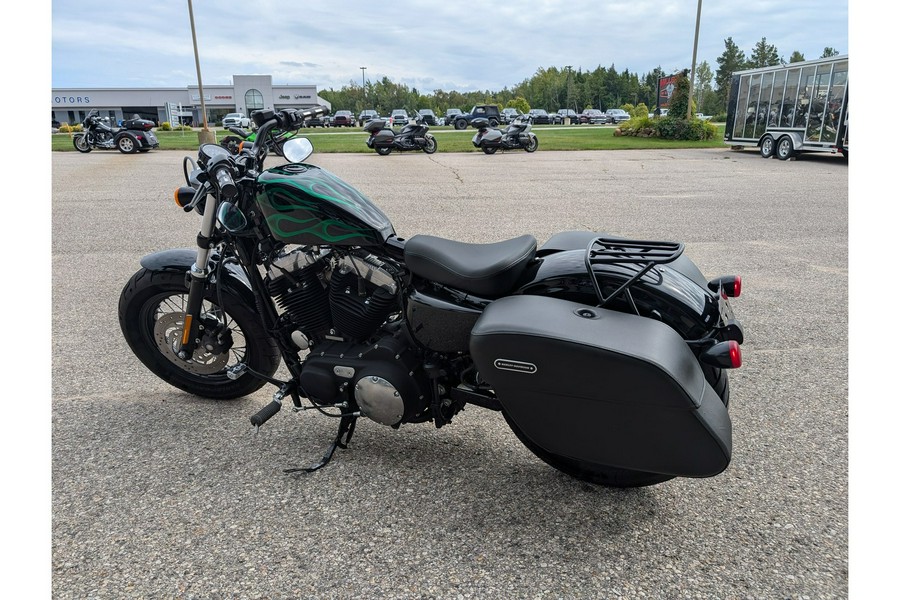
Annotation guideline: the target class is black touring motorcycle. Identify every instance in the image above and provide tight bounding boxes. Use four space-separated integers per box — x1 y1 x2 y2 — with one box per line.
119 106 744 487
363 117 437 155
73 109 159 154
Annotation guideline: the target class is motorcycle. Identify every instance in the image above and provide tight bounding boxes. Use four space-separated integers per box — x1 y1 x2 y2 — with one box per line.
118 106 744 487
73 109 159 154
363 117 437 155
220 124 298 157
472 115 538 154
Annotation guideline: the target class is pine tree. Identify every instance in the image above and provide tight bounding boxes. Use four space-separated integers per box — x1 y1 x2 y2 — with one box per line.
715 37 747 104
749 37 782 68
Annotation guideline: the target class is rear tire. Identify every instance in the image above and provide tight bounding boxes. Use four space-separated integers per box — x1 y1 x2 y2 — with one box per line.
482 146 498 155
375 146 392 156
118 269 280 400
776 136 795 160
454 119 467 130
117 135 139 154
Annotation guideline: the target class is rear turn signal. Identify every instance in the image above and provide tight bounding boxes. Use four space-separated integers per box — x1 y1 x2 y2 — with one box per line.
708 275 741 298
700 340 742 369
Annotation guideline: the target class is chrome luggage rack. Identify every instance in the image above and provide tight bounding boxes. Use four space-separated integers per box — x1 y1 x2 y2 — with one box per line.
584 237 684 309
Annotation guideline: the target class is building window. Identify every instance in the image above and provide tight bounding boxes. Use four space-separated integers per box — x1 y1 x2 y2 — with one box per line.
245 89 263 112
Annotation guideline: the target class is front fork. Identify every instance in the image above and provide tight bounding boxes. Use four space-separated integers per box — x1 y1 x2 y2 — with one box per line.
176 191 219 359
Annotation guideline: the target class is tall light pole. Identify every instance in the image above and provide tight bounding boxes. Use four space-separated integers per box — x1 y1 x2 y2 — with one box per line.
688 0 702 120
187 0 214 143
360 66 367 107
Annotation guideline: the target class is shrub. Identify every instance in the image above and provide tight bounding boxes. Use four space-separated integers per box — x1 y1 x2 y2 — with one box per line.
58 123 72 133
617 116 718 140
159 121 172 131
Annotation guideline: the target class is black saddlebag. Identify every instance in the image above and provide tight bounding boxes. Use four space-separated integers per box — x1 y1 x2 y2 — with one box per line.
469 295 731 477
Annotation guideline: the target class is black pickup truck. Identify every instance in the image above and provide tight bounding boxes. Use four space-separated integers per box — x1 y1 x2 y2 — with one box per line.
449 104 502 129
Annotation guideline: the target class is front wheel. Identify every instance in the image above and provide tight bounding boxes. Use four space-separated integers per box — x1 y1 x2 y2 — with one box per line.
73 135 92 153
422 136 437 154
118 269 281 400
375 146 392 156
524 136 538 153
454 119 467 130
759 135 775 158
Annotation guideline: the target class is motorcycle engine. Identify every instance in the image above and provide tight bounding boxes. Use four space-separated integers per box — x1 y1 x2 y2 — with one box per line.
265 247 401 345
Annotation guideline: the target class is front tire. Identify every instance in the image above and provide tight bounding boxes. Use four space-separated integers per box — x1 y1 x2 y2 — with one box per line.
454 119 467 130
73 135 92 153
524 136 538 153
759 135 775 158
118 269 280 400
422 136 437 154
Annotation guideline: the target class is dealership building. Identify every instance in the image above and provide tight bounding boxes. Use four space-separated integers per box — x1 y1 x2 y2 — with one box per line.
51 74 329 127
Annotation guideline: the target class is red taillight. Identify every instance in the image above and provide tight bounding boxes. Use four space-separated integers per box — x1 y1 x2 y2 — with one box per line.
700 340 742 369
728 340 742 368
708 275 741 298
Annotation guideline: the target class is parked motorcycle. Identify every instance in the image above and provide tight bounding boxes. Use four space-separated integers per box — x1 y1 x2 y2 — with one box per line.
363 117 437 155
118 106 744 487
472 115 538 154
220 124 297 157
73 109 159 154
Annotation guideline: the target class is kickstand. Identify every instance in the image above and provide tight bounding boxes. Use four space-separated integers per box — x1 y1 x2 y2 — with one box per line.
284 411 358 474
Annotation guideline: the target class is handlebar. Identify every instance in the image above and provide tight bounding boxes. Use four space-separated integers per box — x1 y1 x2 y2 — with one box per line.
214 167 238 199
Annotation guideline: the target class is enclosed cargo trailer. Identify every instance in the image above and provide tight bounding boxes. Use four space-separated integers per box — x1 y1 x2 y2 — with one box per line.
724 55 848 160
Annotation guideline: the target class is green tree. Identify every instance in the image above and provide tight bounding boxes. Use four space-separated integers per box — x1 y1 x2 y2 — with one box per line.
821 47 840 58
789 51 806 63
507 96 531 114
715 37 747 104
668 70 692 119
694 61 713 111
748 37 782 68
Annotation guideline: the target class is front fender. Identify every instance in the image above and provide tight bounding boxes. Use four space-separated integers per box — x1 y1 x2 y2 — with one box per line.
139 248 257 309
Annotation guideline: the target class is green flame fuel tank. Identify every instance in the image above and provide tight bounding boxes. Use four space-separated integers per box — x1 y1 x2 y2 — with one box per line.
255 163 395 246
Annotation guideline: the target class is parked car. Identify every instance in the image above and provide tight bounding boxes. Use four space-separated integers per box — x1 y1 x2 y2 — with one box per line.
391 109 409 126
605 108 631 124
358 110 379 127
305 115 326 127
444 108 462 125
332 110 355 127
695 112 713 121
553 109 580 124
528 109 551 125
449 104 502 129
500 108 522 124
415 109 438 125
222 112 251 128
579 109 609 124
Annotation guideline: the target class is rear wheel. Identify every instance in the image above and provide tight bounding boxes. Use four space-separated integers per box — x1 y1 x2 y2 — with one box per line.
73 135 92 153
454 119 467 130
118 269 280 399
117 135 139 154
776 136 795 160
375 146 392 156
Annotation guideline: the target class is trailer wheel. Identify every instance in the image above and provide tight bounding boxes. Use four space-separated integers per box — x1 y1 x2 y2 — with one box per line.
759 135 775 159
776 136 795 160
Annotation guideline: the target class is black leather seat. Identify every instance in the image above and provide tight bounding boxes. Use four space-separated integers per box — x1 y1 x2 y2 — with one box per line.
404 234 537 298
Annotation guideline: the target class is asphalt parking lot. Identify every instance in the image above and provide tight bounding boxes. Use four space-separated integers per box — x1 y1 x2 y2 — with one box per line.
51 147 848 599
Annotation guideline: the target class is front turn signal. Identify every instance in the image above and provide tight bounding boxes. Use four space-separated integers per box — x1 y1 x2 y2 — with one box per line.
174 186 196 211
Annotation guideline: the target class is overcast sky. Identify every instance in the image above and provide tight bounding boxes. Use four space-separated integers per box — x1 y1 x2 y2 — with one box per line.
51 0 848 94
